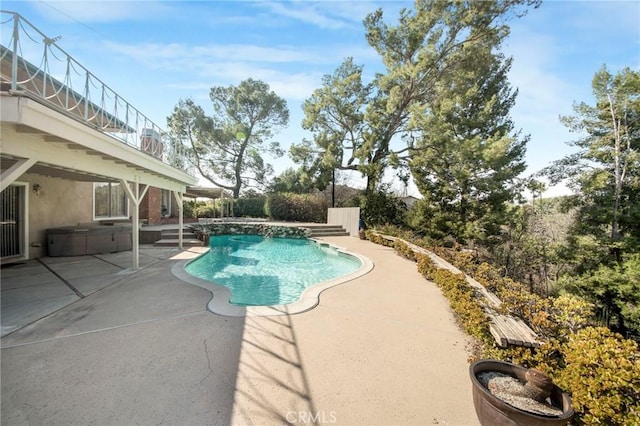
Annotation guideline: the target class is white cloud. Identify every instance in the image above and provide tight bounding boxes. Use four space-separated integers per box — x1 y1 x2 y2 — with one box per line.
265 72 325 101
99 39 376 101
103 40 343 68
31 0 172 23
258 1 351 30
256 0 412 31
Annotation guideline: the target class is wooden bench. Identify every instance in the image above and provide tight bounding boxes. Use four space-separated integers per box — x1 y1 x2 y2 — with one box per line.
371 233 541 348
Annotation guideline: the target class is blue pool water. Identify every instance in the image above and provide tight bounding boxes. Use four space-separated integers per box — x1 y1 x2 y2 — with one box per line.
185 235 362 306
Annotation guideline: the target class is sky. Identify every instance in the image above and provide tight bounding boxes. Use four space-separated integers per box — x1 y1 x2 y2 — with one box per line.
2 0 639 197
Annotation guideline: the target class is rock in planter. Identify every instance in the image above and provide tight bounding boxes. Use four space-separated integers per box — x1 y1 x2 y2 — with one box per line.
469 359 574 426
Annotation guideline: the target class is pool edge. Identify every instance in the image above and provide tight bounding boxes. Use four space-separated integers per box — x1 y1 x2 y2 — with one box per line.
170 238 374 317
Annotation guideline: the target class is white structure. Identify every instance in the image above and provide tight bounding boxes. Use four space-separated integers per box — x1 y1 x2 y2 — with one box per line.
327 207 361 237
0 12 197 269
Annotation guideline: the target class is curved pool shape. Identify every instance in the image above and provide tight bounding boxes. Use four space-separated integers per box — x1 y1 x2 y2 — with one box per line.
173 235 373 316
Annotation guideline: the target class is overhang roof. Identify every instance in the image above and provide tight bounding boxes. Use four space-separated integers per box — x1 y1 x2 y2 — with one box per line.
184 186 230 199
1 95 197 191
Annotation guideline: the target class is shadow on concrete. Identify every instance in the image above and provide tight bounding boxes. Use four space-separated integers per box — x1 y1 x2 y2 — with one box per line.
231 305 318 425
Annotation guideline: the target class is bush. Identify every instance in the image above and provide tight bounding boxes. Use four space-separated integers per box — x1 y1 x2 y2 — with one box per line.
393 239 417 261
234 196 267 218
556 327 640 425
430 267 492 345
357 190 407 228
195 204 218 218
364 230 394 247
182 200 197 218
265 193 327 222
369 230 640 425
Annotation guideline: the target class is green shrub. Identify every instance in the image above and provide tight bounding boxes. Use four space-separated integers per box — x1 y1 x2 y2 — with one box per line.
551 294 594 334
376 224 416 241
234 196 267 218
417 254 438 280
182 200 197 218
357 190 407 228
195 204 219 218
265 193 327 222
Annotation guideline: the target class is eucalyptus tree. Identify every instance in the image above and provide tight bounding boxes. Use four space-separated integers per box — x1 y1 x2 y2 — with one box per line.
167 78 289 198
544 66 640 255
293 0 540 194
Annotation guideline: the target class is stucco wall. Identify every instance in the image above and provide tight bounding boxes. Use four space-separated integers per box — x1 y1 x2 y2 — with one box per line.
327 207 360 237
22 174 94 258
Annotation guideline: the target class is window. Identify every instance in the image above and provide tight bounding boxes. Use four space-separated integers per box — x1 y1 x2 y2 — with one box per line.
161 189 171 217
94 182 128 219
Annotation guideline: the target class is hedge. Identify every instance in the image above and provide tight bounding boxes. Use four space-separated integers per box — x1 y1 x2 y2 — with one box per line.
366 229 640 425
265 193 327 223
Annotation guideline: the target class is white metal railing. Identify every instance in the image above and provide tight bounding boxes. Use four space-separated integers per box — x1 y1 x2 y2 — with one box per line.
0 11 192 175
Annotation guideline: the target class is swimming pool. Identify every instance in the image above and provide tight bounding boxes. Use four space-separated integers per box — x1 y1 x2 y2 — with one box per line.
184 235 366 307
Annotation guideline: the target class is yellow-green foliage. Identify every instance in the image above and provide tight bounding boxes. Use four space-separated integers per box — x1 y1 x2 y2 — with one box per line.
494 277 556 337
417 255 437 280
417 257 492 346
556 327 640 425
365 231 394 247
393 239 416 261
431 246 477 275
551 294 594 334
368 233 640 425
376 224 415 240
474 262 503 292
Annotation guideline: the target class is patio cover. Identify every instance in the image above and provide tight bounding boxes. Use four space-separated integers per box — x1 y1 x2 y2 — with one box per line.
184 186 230 200
1 93 197 269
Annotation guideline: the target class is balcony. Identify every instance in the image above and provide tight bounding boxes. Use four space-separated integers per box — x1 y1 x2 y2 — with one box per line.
0 11 190 173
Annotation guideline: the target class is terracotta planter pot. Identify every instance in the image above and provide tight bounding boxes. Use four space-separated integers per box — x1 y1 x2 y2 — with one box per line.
469 359 574 426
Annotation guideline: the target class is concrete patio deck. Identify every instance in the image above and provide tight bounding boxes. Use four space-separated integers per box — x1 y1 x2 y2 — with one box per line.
1 237 479 425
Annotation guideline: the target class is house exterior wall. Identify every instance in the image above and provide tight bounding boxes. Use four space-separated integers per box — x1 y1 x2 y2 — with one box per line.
140 187 186 225
140 187 162 225
22 174 94 258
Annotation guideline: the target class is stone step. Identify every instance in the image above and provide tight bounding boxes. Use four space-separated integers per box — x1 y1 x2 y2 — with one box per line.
304 224 349 230
153 238 204 247
309 231 350 237
161 231 197 239
305 224 350 237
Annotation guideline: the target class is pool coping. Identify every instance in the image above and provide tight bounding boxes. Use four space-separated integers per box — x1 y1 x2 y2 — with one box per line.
170 238 374 316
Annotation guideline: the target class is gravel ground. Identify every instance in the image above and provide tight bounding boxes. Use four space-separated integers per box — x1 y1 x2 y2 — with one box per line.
477 371 563 416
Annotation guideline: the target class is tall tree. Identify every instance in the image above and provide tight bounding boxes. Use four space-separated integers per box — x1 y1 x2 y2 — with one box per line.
544 66 640 255
293 0 540 194
293 58 371 189
409 43 527 243
269 167 317 194
167 78 289 198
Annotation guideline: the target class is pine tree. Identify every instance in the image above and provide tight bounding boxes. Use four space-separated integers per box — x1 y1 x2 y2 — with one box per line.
409 43 527 243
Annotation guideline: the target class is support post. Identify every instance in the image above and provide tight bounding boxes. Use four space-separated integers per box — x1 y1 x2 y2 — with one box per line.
120 180 148 270
173 190 183 250
1 158 37 192
132 182 139 270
